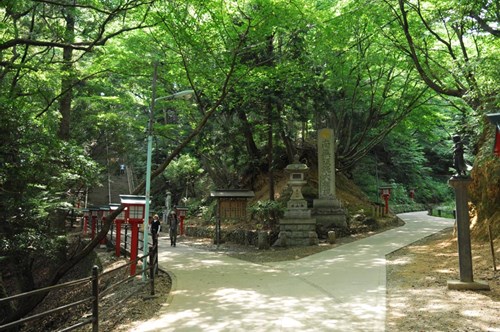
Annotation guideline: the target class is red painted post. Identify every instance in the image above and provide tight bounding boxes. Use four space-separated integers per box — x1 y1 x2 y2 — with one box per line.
379 186 392 216
99 223 107 245
130 222 139 276
495 129 500 157
91 215 97 239
83 217 88 235
99 207 109 246
110 203 125 257
176 207 188 236
383 195 390 215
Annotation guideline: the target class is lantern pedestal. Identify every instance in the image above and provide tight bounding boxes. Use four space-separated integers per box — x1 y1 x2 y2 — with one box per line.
447 176 489 291
447 279 490 291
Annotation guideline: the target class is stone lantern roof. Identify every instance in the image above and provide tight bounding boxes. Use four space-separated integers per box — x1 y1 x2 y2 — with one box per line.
285 155 308 172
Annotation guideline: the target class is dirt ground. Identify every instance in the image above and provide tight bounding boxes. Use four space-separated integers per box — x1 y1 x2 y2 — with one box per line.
102 226 499 332
385 229 500 332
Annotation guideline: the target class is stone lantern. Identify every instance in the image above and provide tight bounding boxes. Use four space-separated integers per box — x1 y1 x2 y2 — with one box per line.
276 155 318 246
284 155 310 216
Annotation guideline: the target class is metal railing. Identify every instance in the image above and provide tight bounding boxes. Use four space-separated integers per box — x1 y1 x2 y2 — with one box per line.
0 246 158 332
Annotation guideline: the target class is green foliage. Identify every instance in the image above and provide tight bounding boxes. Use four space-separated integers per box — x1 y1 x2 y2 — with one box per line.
163 154 209 206
1 229 68 259
428 202 457 219
165 154 204 181
249 200 284 230
0 0 497 288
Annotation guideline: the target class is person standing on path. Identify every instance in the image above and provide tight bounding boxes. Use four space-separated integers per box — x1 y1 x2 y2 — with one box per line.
150 214 161 249
167 210 179 247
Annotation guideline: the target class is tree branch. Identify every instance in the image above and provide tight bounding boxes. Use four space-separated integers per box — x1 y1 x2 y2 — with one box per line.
469 12 500 37
397 0 466 98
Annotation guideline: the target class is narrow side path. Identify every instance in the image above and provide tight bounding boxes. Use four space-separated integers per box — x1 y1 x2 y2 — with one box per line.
131 211 454 332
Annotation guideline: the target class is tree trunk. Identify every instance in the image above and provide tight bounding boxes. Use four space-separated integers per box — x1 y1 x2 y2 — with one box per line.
237 108 261 160
58 5 75 140
267 101 275 201
276 101 295 162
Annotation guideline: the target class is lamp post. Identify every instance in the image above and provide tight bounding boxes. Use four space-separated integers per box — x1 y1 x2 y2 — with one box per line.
447 133 490 291
486 113 499 272
142 62 194 279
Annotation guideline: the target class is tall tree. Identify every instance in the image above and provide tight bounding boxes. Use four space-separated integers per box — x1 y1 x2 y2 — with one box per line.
0 0 154 139
384 0 499 230
15 1 257 325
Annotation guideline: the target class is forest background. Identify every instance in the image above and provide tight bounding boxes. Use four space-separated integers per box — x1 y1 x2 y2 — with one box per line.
0 0 499 324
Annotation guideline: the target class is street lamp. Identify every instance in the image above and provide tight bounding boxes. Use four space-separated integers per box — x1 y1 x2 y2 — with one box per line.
142 64 195 279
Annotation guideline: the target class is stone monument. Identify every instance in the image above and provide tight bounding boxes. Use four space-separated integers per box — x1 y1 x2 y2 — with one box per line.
313 128 347 229
275 155 318 246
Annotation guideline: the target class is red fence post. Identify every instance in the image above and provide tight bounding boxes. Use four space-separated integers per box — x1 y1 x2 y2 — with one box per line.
130 222 139 276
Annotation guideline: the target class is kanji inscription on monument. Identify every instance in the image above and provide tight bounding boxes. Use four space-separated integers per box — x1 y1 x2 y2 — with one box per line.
318 128 336 199
313 128 346 228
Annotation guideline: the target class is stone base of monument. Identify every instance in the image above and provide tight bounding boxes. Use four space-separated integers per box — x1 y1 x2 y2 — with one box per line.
274 218 318 247
313 198 347 228
447 279 490 291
